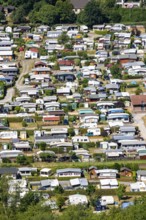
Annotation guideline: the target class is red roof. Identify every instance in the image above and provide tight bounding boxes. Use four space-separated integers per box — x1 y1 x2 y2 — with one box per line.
30 48 38 53
58 60 74 66
131 95 146 105
43 116 60 121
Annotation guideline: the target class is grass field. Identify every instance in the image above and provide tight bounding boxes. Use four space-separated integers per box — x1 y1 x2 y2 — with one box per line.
30 160 146 171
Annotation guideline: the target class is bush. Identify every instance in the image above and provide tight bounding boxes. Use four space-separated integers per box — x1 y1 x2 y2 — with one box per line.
127 84 139 88
26 130 34 136
95 30 110 35
22 120 27 127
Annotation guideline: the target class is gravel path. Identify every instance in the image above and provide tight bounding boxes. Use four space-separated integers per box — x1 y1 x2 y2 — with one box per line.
133 113 146 140
0 58 35 104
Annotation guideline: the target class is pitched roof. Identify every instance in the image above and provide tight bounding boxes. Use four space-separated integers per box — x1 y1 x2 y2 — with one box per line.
0 167 18 175
131 95 146 105
57 168 81 174
70 0 90 9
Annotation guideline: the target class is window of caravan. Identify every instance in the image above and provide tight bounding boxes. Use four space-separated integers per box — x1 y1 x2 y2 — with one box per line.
107 113 129 122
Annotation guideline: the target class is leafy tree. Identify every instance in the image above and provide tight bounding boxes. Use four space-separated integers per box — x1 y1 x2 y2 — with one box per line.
68 116 77 123
86 184 96 196
68 127 75 137
53 62 60 70
30 4 57 25
135 86 143 95
14 106 21 113
22 120 27 127
38 142 47 151
40 153 56 162
113 163 121 171
45 89 53 96
12 6 26 23
79 128 87 135
116 184 126 200
78 0 106 27
59 205 94 220
81 78 88 88
74 58 81 66
19 192 40 212
0 11 5 20
0 176 9 207
54 185 64 194
109 10 122 23
110 64 122 79
56 0 76 23
100 0 116 8
56 195 65 211
38 47 48 56
58 32 70 45
16 155 29 165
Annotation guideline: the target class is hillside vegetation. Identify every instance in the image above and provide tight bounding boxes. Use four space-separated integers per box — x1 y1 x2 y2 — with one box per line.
0 0 146 26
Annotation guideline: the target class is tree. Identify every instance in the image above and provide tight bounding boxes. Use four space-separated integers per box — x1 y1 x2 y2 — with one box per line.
109 10 121 23
56 195 65 211
86 184 96 196
59 205 94 220
135 87 143 95
40 153 56 162
79 128 87 135
0 176 9 207
38 142 47 151
12 6 26 23
116 184 126 200
68 116 77 123
78 0 106 27
74 58 81 66
54 185 64 194
110 64 122 79
113 163 121 171
53 62 60 70
68 128 75 137
58 32 69 45
19 192 40 212
16 155 29 165
56 0 76 23
0 11 5 20
101 0 116 8
30 4 57 25
82 78 88 88
38 47 48 56
22 120 27 127
14 106 21 113
45 89 53 96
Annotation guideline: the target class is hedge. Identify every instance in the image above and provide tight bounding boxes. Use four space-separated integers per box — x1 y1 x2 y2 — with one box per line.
7 116 42 123
8 117 23 123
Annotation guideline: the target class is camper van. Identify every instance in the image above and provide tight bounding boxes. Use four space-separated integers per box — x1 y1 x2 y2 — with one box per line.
97 102 115 113
107 113 130 123
111 24 126 32
80 25 89 33
86 128 101 136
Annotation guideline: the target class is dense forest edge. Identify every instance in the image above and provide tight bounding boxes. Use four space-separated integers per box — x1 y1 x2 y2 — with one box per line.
0 0 146 26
